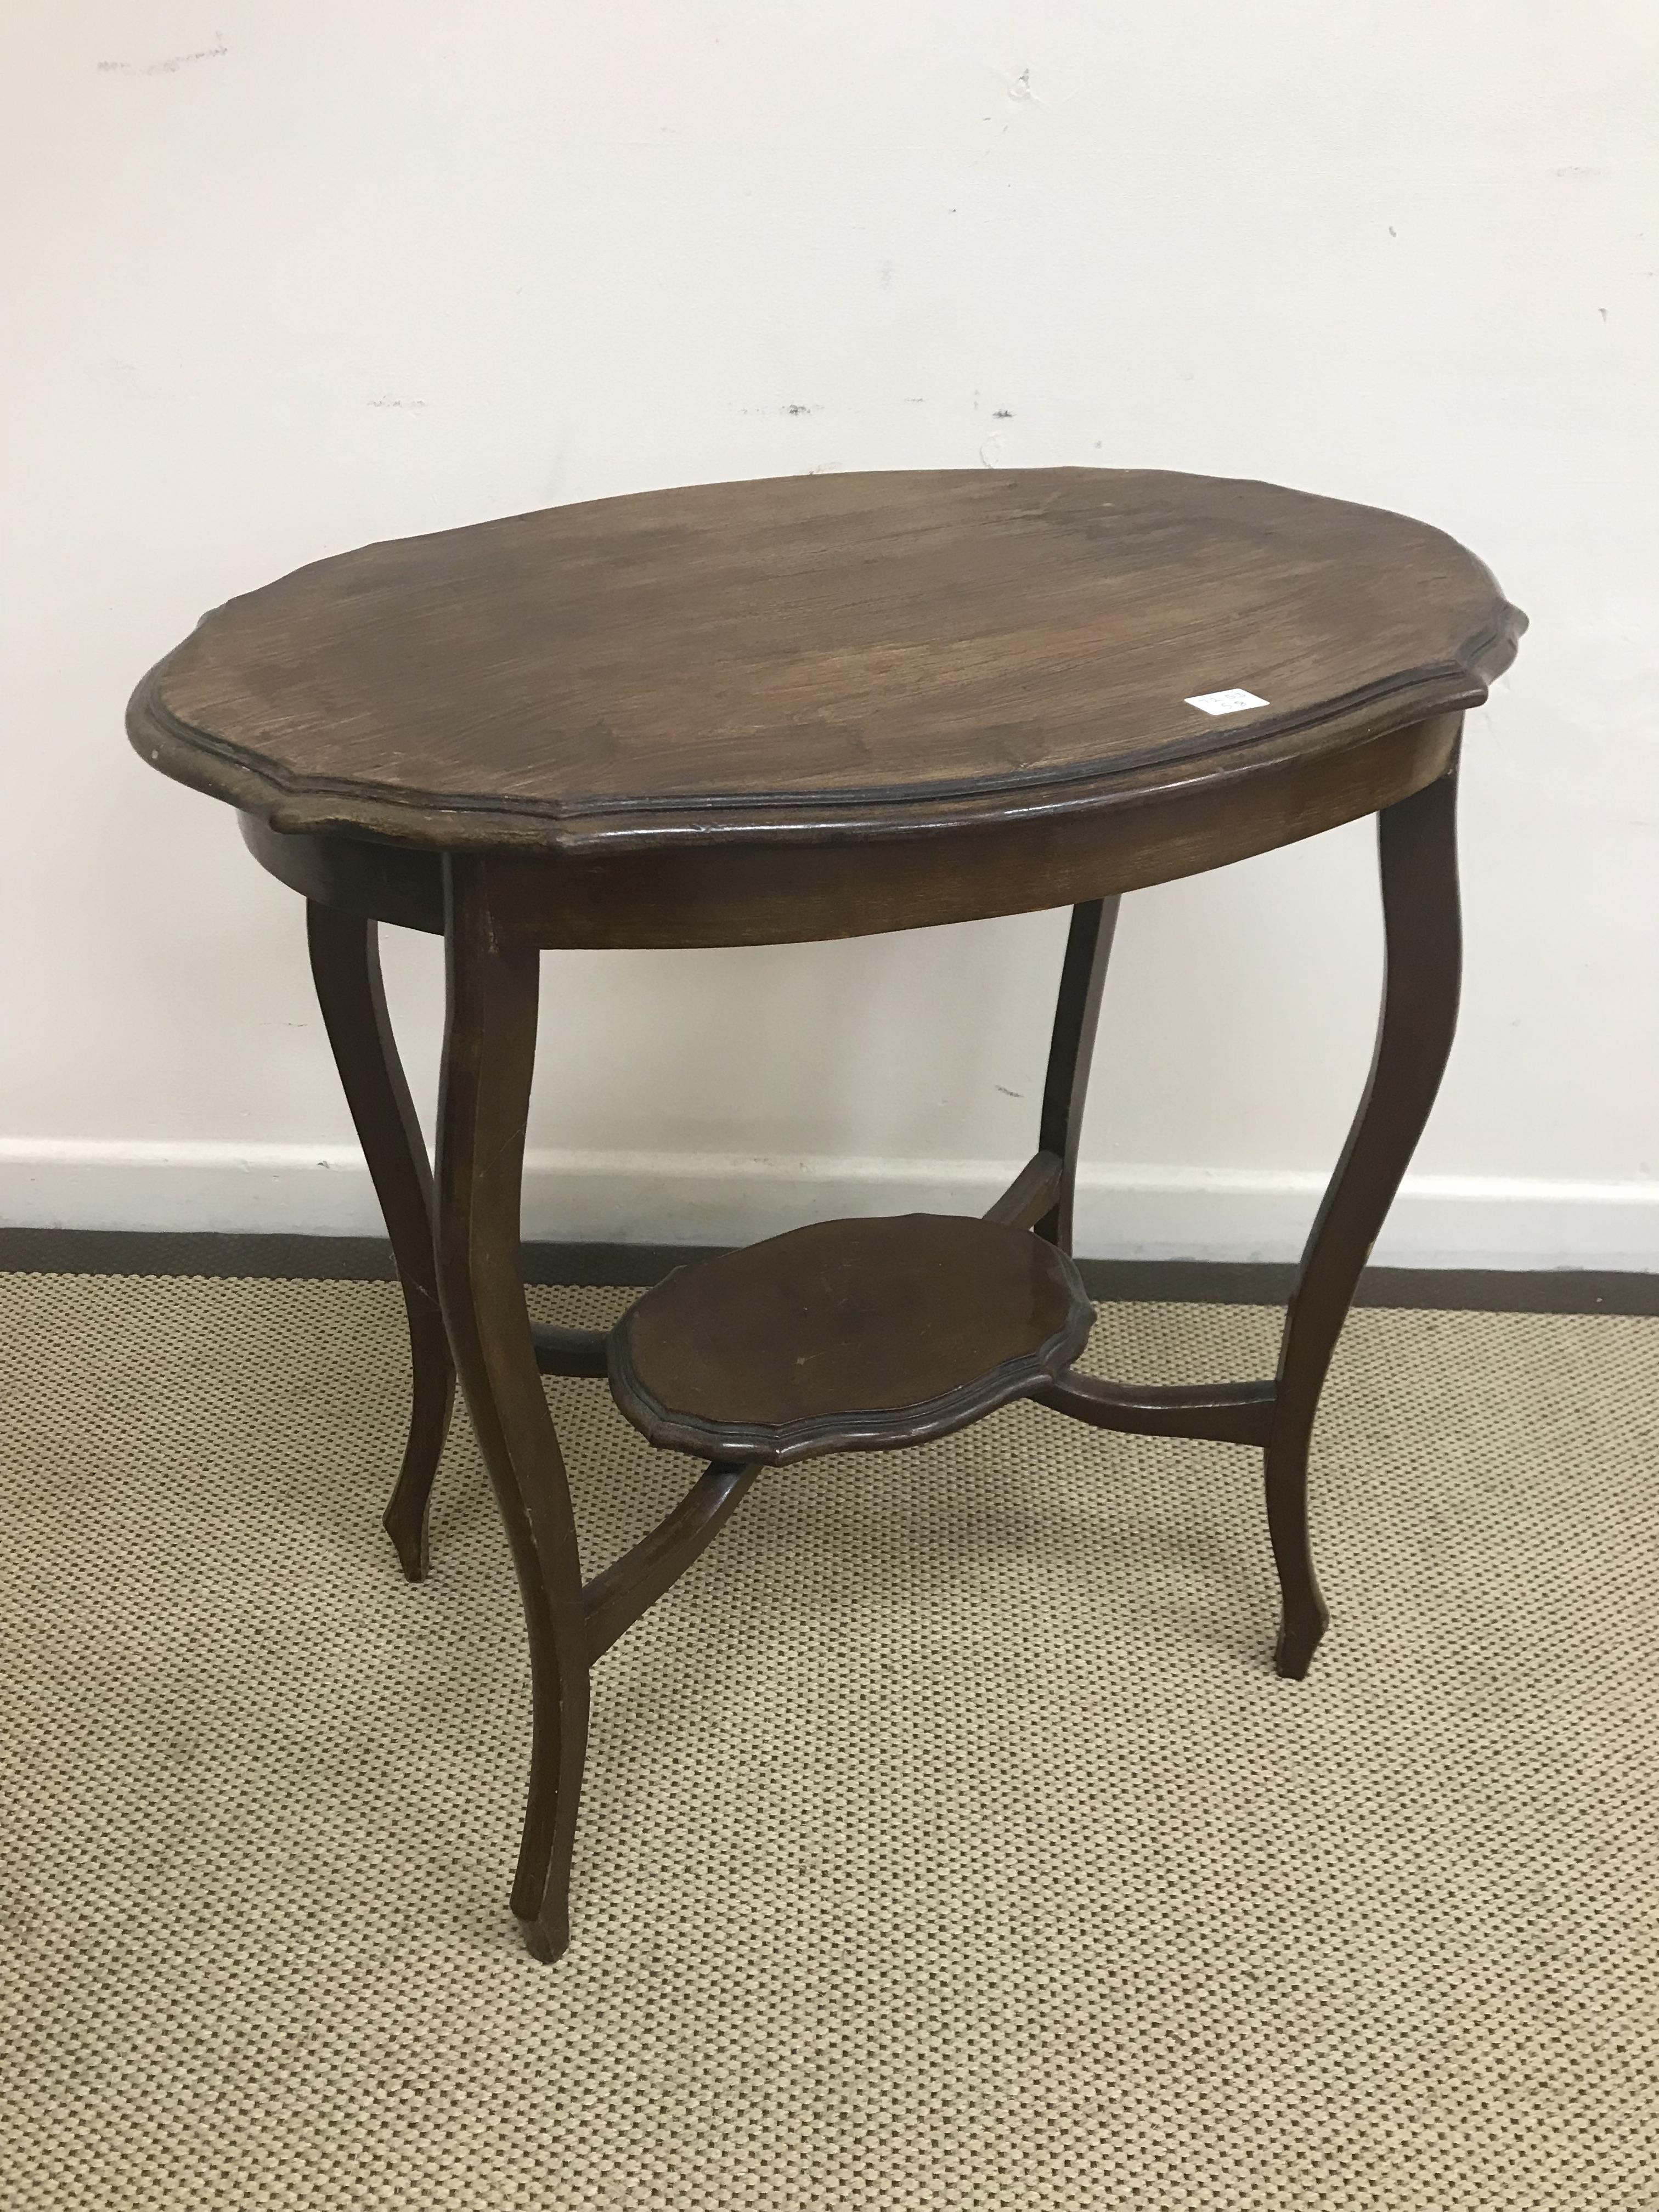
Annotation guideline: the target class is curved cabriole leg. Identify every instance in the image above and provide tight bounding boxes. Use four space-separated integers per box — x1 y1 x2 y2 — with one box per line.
1267 763 1463 1679
1035 896 1120 1250
435 857 589 1961
307 904 455 1582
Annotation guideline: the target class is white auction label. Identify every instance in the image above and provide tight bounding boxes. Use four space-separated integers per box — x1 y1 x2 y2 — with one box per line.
1184 687 1268 715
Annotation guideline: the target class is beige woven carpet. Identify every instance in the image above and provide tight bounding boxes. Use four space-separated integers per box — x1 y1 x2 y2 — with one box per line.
2 1274 1656 2209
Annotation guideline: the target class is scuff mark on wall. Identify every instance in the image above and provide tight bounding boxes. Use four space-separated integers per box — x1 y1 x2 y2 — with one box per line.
368 396 427 410
98 39 228 77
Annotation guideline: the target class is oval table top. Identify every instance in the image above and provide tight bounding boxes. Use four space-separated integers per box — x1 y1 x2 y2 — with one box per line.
129 469 1523 861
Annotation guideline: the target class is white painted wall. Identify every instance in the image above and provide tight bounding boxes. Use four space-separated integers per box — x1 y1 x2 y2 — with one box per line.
2 1 1656 1266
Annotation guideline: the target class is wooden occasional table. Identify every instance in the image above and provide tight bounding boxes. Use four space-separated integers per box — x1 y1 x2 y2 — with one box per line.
129 469 1524 1960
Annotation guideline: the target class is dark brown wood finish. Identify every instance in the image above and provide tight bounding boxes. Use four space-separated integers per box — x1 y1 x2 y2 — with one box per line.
582 1460 760 1663
305 905 453 1580
134 471 1520 855
530 1322 610 1378
1261 763 1465 1679
1035 899 1120 1250
981 1150 1065 1229
1035 1372 1277 1447
432 857 589 1961
607 1214 1094 1466
127 467 1522 1960
239 708 1467 951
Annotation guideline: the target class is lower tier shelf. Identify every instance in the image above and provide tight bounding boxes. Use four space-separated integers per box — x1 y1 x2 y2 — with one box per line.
606 1212 1094 1466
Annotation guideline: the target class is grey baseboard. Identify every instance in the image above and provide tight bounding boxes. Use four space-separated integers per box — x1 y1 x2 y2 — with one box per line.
1 1226 1655 1314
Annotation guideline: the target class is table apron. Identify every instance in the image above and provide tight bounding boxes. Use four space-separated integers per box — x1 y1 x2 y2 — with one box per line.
239 712 1459 947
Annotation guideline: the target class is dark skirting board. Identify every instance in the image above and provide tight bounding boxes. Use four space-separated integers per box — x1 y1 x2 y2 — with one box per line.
1 1227 1654 1316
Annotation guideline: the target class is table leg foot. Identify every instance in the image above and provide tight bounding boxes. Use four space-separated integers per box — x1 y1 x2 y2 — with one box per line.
515 1898 571 1963
381 1298 453 1582
1268 1493 1329 1680
382 1488 430 1584
1272 1608 1328 1682
1266 1419 1330 1677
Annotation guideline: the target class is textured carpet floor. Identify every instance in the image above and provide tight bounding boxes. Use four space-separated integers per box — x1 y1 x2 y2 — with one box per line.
1 1273 1656 2209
